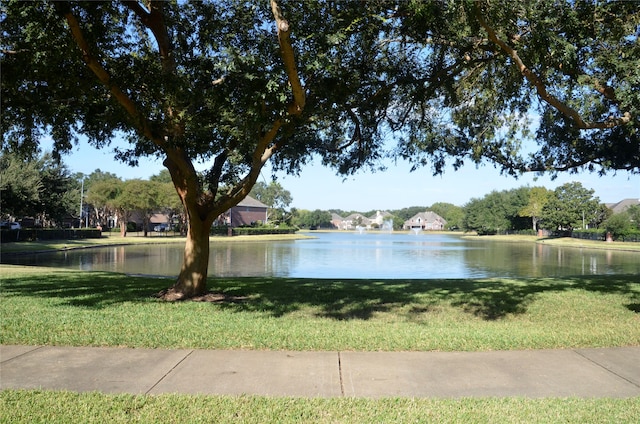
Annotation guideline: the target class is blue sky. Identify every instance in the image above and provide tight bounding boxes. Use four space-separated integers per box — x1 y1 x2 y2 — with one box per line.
50 137 639 211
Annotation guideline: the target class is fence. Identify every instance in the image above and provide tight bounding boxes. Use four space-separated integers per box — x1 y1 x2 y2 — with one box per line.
571 229 640 243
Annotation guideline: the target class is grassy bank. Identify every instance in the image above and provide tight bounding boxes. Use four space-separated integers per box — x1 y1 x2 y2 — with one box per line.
0 233 310 254
2 390 639 424
538 236 640 252
461 234 640 252
1 266 638 351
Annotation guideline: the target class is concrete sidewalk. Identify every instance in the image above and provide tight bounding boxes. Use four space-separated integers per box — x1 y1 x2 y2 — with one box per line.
1 345 638 398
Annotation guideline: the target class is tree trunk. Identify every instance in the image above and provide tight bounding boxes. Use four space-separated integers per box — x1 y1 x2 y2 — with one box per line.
156 212 214 301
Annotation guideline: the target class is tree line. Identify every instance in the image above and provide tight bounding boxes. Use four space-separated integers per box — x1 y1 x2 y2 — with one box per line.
0 152 183 236
255 181 640 241
3 150 637 241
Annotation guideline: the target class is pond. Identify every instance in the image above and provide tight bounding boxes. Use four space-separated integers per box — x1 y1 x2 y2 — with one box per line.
3 232 639 279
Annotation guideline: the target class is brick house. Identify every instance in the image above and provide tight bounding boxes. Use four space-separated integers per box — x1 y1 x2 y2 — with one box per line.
222 195 269 227
330 213 344 229
129 195 268 230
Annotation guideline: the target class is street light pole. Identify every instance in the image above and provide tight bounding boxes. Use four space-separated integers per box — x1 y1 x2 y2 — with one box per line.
79 178 84 229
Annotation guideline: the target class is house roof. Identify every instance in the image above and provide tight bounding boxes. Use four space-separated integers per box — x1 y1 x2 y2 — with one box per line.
368 211 392 220
404 211 447 225
149 213 169 224
236 195 268 209
343 213 371 223
607 198 640 214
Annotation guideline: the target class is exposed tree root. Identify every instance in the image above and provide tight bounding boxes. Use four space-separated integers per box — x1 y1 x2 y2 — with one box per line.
153 287 248 303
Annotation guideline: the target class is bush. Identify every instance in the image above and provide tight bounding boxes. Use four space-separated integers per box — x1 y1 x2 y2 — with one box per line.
231 225 298 236
604 213 633 240
210 224 298 236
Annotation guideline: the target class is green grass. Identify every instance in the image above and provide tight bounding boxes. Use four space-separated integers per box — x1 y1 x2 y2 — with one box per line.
2 265 639 422
461 234 640 252
0 233 309 254
1 265 638 351
1 390 639 423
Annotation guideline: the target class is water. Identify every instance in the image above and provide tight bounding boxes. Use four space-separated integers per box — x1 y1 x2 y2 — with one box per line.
2 232 639 279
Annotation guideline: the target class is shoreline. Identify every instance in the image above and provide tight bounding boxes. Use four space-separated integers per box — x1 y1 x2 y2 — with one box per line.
0 233 313 257
1 232 638 257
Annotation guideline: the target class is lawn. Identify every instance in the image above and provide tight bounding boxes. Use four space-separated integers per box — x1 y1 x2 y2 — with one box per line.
2 265 639 423
1 265 638 351
461 233 640 252
0 233 309 254
1 390 639 423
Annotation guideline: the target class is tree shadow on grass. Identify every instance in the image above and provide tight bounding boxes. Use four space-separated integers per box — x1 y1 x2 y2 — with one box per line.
2 269 638 320
211 274 640 321
1 270 170 309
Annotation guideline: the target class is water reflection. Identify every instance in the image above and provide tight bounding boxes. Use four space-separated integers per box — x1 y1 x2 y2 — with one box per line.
462 238 639 278
2 233 639 279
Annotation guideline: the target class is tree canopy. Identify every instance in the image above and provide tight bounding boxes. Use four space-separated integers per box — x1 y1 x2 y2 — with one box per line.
2 0 638 298
541 182 606 231
249 181 292 223
0 152 79 226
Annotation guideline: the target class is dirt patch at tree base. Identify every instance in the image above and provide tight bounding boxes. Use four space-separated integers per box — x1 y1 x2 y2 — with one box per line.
153 288 248 303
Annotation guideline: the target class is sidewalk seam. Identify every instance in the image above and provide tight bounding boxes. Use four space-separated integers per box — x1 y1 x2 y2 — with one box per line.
338 352 345 396
145 349 194 395
0 345 44 364
573 349 640 389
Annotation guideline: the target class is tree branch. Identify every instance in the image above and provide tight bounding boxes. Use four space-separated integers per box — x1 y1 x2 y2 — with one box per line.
58 2 163 146
122 1 175 73
270 0 305 115
207 1 306 211
59 2 200 207
474 1 631 130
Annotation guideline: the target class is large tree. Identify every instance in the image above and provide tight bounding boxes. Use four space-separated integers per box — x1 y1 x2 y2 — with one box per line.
37 153 81 227
83 169 120 227
541 182 603 231
85 177 126 235
119 179 163 236
2 1 638 299
0 152 42 219
249 181 292 223
0 152 79 226
518 187 552 231
462 187 530 234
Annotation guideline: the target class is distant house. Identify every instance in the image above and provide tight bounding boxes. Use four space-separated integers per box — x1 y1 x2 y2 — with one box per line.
606 199 640 214
330 213 344 229
226 195 269 227
341 213 371 230
128 196 268 231
403 211 447 231
368 211 393 228
149 213 170 227
331 210 393 230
